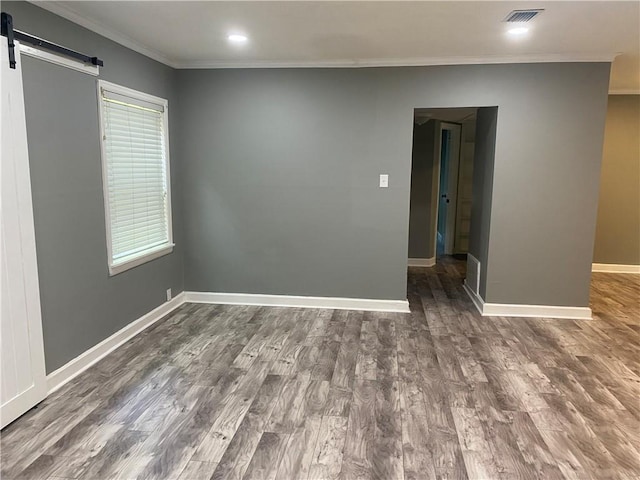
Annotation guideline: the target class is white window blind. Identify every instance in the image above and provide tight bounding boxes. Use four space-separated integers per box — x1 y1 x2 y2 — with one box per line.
98 81 173 275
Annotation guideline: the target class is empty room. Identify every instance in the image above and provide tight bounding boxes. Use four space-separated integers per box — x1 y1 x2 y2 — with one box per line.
1 1 639 479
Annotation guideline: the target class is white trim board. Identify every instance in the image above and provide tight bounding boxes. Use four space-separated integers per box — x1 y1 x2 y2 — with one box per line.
46 293 185 394
408 257 436 267
609 90 640 95
184 291 410 313
463 282 592 320
20 44 99 76
592 263 640 274
172 53 618 70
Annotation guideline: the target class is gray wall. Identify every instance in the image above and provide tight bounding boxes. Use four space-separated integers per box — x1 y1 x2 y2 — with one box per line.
4 2 184 372
485 68 609 307
593 95 640 265
176 69 410 300
408 120 438 259
468 107 498 299
5 3 613 372
177 63 610 306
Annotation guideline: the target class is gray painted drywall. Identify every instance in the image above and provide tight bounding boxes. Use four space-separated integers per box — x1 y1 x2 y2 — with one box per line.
484 68 609 307
176 69 410 300
408 120 438 259
177 63 610 306
468 107 498 299
593 95 640 265
4 2 184 372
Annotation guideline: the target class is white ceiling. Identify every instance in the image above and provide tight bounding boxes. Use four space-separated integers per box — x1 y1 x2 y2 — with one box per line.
35 1 640 92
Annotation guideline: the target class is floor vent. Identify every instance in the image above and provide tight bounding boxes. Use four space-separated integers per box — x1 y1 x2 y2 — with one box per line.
466 254 481 295
503 9 543 23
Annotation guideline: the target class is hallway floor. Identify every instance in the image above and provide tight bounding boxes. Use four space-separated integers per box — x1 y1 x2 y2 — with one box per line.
2 258 639 479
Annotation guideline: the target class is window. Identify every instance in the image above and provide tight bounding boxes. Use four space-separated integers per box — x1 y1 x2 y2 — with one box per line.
97 80 173 275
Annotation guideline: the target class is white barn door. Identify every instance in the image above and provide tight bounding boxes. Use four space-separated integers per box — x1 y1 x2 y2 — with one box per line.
1 41 47 429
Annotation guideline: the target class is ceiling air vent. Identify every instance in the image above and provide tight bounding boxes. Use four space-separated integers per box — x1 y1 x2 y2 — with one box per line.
503 9 544 23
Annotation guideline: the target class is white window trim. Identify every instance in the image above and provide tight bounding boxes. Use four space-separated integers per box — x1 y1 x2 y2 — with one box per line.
97 80 174 276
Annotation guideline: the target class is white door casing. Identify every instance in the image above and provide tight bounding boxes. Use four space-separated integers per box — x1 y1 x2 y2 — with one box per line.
1 41 47 429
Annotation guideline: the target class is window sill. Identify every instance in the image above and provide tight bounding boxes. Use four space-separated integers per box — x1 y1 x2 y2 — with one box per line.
108 243 174 276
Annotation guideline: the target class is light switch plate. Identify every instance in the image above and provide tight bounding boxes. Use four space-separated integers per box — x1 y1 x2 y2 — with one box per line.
379 174 389 188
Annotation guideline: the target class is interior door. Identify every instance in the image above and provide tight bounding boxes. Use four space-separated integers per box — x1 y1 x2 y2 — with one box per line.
436 129 450 254
436 123 461 256
1 41 47 429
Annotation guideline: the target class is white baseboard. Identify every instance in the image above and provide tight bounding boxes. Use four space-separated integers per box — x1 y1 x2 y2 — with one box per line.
184 291 410 313
482 303 592 320
592 263 640 274
463 282 591 320
46 293 186 394
408 257 436 267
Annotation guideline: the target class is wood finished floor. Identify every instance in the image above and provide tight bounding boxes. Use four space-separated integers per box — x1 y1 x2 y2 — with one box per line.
2 257 639 480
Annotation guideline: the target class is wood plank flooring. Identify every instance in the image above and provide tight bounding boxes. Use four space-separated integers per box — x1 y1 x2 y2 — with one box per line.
2 257 639 479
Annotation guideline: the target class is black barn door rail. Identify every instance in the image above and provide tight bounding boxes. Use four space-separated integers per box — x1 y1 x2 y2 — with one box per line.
1 12 103 69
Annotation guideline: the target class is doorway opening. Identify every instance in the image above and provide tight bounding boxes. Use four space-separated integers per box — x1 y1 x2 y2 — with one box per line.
436 122 462 256
408 107 478 266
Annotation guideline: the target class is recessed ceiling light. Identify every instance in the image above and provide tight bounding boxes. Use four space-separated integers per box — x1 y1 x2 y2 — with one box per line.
507 26 529 35
227 34 248 44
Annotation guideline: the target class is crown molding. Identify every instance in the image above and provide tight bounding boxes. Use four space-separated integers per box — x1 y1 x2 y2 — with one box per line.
29 1 179 68
173 53 618 70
